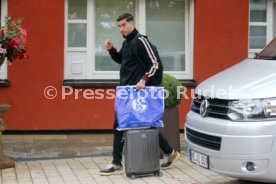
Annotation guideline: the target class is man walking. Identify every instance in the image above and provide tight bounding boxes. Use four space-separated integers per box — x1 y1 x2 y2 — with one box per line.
100 13 180 176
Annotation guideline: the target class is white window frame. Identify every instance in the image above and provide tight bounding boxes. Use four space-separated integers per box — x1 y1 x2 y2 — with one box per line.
249 0 275 58
64 0 194 80
0 0 7 80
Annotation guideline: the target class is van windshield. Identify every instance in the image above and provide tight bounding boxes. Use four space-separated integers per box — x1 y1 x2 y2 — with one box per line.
254 37 276 60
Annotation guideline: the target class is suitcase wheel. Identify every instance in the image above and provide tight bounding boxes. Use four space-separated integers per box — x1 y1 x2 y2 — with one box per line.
127 173 136 179
154 170 163 177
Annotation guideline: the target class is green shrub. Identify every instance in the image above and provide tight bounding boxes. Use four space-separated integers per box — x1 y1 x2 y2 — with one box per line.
161 73 183 108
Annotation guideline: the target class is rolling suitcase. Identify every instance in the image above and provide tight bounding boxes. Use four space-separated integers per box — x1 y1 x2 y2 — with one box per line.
123 128 163 179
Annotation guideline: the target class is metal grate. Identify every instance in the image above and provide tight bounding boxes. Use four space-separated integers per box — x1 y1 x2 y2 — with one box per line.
186 127 221 151
191 95 233 120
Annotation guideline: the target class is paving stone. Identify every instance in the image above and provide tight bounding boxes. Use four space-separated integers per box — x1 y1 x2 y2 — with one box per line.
23 135 67 140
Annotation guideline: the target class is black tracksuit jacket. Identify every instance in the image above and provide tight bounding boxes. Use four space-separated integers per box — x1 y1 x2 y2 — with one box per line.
108 29 163 86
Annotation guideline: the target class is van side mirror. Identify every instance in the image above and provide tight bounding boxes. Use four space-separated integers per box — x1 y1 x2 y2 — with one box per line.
254 37 276 60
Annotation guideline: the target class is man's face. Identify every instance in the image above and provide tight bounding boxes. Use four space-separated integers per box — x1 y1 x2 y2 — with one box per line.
117 19 135 37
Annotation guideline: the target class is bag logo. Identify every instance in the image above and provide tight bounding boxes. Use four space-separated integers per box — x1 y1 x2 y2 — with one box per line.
132 98 147 112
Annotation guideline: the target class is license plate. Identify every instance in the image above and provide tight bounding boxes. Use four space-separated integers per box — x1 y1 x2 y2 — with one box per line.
189 149 209 169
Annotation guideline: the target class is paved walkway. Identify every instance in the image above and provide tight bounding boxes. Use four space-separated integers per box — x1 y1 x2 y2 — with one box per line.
2 133 114 161
0 133 269 184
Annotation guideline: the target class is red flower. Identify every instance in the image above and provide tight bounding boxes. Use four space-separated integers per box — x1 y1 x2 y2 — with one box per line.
0 16 27 62
0 30 4 37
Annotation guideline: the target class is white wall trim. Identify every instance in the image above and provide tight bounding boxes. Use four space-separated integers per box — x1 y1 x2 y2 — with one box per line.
188 0 194 80
0 0 8 79
267 0 273 42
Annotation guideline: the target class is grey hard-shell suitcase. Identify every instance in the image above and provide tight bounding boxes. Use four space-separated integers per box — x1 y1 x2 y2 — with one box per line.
123 128 163 179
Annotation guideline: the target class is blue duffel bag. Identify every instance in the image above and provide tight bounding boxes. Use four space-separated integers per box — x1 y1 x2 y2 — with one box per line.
115 86 164 131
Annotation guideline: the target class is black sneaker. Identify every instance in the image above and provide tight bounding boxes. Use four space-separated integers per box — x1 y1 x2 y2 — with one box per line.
160 150 180 170
100 163 123 176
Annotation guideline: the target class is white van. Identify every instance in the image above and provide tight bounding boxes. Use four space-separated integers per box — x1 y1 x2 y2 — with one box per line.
185 38 276 183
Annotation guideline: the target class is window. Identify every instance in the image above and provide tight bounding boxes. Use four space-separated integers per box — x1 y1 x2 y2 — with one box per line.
249 0 276 58
64 0 194 81
146 0 187 74
94 0 135 72
0 0 7 80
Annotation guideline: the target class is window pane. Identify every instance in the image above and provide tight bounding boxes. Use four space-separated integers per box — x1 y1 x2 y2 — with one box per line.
249 26 266 49
68 0 87 19
146 0 185 71
250 0 267 22
95 0 135 71
68 24 87 47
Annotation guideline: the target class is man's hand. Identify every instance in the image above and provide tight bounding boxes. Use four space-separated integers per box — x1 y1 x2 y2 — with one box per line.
104 39 113 50
136 79 146 91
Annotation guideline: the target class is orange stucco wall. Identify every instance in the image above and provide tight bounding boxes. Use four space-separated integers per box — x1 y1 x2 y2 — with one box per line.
193 0 249 81
0 0 249 130
180 0 249 130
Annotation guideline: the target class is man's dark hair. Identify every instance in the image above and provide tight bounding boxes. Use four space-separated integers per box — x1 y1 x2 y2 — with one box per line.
116 13 134 22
